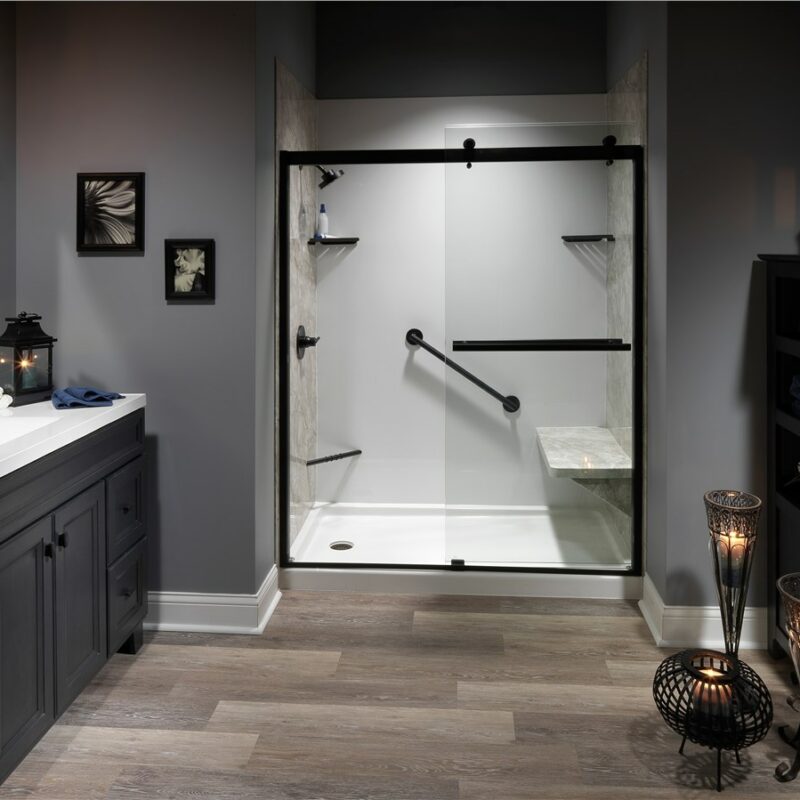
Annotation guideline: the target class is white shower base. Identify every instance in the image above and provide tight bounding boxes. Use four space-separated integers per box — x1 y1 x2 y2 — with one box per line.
291 503 630 571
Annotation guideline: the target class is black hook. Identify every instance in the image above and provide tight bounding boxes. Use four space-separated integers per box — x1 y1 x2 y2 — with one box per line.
463 138 476 169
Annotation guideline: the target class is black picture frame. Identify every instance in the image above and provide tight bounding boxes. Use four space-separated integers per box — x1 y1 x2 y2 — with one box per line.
77 172 145 253
164 239 215 302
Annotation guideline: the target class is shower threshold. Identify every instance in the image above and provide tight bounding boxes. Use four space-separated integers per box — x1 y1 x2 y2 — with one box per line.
290 502 631 571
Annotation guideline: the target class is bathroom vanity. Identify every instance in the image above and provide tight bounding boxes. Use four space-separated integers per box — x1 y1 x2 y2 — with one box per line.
0 394 147 782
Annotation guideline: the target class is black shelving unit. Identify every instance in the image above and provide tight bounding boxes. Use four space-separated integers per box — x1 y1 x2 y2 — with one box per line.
307 237 359 246
765 254 800 657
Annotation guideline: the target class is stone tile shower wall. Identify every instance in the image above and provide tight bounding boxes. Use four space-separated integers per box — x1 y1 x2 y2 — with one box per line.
604 53 647 546
276 61 318 549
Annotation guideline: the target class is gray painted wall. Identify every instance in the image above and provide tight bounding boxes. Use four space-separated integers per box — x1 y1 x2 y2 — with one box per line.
665 1 800 606
611 2 800 608
316 1 606 99
254 2 316 587
606 2 669 599
16 2 258 594
0 3 14 319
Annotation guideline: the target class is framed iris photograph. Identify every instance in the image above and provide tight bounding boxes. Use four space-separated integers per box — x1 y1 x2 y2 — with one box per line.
77 172 145 253
165 239 215 302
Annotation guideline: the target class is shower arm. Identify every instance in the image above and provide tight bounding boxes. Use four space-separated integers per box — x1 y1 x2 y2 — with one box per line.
405 328 520 413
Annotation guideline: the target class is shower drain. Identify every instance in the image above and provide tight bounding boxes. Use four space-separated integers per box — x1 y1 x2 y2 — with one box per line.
330 541 354 551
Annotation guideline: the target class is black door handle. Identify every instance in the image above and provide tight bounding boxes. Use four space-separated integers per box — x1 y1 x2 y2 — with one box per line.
44 543 54 559
57 532 69 548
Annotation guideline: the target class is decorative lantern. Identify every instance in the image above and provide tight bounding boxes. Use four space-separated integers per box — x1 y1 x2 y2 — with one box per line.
0 312 57 406
704 490 762 656
653 648 772 792
775 573 800 781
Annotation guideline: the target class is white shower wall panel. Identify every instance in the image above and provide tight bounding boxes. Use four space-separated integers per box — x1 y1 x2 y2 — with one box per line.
316 95 610 507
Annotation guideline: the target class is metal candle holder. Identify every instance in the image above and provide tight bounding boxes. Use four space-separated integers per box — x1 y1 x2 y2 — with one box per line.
653 649 772 792
704 490 762 657
775 573 800 781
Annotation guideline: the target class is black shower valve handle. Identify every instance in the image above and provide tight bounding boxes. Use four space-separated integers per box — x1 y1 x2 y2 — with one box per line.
296 325 320 359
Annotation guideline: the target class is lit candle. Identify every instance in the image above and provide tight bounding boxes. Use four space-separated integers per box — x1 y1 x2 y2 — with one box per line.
19 353 36 390
717 530 748 587
692 667 731 715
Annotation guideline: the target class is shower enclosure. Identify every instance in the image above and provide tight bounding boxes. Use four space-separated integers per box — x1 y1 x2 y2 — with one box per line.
278 128 643 579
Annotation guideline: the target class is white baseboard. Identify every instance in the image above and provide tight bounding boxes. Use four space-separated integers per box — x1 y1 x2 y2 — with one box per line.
144 565 281 634
281 567 643 600
639 572 767 650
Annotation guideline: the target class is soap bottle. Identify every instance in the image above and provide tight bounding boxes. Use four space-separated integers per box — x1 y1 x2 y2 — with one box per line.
316 204 329 239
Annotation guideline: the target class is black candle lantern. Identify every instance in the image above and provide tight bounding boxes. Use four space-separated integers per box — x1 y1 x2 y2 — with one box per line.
653 649 773 791
0 312 57 406
704 490 762 656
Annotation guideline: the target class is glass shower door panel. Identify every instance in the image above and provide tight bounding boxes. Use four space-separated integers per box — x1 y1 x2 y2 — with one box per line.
443 127 635 571
289 162 448 567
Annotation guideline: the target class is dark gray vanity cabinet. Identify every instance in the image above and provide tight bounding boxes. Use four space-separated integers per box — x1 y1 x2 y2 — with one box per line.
0 409 147 783
0 516 54 782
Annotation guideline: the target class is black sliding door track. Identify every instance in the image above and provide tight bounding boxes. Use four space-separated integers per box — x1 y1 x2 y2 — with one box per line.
278 143 645 578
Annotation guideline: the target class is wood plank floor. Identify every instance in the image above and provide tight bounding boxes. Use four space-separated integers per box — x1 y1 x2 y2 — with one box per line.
3 591 800 798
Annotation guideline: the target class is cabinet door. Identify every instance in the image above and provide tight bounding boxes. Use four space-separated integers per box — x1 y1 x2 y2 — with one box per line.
0 517 54 783
54 483 107 715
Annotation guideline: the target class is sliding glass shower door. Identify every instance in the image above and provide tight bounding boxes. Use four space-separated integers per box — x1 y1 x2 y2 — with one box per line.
442 124 638 572
279 134 642 573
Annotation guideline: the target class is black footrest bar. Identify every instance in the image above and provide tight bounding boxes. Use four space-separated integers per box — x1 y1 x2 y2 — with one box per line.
306 449 362 467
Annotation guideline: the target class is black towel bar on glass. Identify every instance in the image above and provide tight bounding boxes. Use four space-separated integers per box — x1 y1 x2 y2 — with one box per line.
406 328 520 413
561 234 616 243
452 339 631 352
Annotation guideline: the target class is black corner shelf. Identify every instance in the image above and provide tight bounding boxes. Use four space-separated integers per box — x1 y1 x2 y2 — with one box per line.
307 237 359 246
562 234 615 243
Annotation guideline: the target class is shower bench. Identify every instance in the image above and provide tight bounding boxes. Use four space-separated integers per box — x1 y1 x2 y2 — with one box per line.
535 426 632 515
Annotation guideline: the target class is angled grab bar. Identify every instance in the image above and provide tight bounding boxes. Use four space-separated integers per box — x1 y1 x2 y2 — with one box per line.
406 328 520 413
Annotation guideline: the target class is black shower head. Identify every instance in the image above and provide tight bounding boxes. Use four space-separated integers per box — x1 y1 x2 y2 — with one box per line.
316 165 344 189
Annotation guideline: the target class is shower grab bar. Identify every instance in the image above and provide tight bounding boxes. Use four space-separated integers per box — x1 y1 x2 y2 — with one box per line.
306 449 362 467
453 338 632 352
406 328 520 413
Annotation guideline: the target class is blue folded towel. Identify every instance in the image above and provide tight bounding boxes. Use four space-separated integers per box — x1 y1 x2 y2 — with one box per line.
52 387 124 409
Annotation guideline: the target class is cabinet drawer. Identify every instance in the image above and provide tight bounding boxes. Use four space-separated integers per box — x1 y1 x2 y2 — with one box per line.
106 457 145 565
108 538 147 655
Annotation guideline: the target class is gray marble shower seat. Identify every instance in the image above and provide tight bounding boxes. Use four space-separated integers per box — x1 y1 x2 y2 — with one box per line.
536 426 632 478
536 426 632 516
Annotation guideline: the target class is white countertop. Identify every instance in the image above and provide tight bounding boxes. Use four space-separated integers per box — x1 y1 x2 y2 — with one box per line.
536 426 632 479
0 394 146 479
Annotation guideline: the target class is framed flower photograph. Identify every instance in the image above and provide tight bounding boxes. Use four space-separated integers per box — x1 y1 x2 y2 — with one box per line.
77 172 145 253
165 239 215 302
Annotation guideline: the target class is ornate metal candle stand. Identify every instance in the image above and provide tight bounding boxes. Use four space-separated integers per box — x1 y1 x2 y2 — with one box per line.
704 490 763 656
775 573 800 781
653 649 772 792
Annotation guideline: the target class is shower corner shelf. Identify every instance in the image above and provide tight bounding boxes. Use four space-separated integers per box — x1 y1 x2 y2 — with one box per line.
535 426 632 479
307 237 360 246
561 235 615 243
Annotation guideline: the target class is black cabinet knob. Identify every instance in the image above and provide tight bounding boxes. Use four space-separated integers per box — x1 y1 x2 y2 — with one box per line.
44 543 54 559
121 588 134 598
121 505 131 515
57 532 69 548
